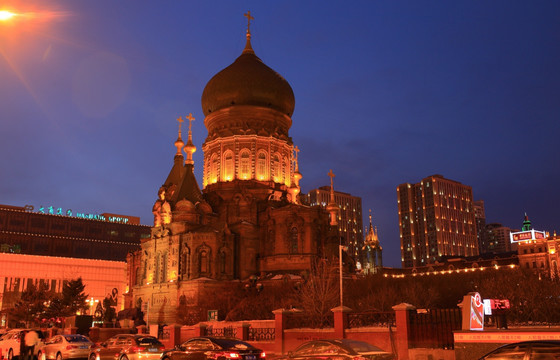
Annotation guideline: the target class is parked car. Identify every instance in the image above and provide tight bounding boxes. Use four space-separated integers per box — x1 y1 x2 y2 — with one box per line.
0 329 46 360
38 334 93 360
478 340 560 359
160 336 265 360
279 339 394 360
88 334 164 360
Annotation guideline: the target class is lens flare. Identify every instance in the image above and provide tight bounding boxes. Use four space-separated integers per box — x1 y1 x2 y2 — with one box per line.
0 10 16 21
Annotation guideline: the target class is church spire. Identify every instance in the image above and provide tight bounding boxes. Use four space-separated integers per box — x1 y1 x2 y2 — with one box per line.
326 169 339 226
242 11 255 54
183 113 196 166
174 117 185 158
522 212 532 231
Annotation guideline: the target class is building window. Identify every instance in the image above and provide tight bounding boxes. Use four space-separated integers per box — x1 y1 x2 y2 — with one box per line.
223 151 234 181
181 247 190 279
161 252 168 282
199 250 209 274
290 227 298 254
272 154 281 182
257 151 267 180
283 156 290 185
210 154 219 184
220 251 226 274
239 150 250 179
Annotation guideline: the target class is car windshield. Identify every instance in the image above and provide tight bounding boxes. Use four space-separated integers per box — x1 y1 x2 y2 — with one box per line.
137 337 162 346
340 340 384 353
64 335 90 343
212 339 254 350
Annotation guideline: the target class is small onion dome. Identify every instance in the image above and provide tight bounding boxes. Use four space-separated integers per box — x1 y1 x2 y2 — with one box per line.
175 199 196 212
196 201 213 214
201 43 295 117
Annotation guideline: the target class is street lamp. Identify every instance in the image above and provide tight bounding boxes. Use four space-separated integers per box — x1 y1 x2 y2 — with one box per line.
0 11 16 21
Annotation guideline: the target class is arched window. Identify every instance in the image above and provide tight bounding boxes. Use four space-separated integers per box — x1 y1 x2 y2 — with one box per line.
134 267 141 286
199 250 209 274
257 151 267 180
223 151 234 181
239 150 251 179
267 230 275 255
181 247 190 278
154 253 160 283
272 154 281 182
161 252 168 282
290 227 298 254
210 154 219 184
283 156 290 185
220 251 226 274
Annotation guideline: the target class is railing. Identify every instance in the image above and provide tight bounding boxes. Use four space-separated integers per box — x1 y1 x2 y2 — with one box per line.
348 311 396 328
286 313 334 329
248 327 275 341
409 308 461 350
205 325 237 338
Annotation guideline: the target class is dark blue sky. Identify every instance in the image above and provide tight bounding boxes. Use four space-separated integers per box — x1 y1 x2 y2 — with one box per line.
1 1 559 267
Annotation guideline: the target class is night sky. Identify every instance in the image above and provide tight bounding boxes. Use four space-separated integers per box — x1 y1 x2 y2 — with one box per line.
1 1 559 267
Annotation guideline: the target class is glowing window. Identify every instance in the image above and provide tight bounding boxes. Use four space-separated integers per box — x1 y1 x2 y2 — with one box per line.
223 151 234 181
257 151 268 180
239 150 250 179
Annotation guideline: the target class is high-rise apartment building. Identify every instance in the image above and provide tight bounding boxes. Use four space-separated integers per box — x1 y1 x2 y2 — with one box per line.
484 223 515 254
473 200 487 254
397 175 478 268
307 186 363 259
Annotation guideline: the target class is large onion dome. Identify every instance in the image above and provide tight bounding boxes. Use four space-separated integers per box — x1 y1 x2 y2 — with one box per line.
201 39 295 117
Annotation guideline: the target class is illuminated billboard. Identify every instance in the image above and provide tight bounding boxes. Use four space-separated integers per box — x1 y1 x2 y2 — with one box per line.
510 229 547 243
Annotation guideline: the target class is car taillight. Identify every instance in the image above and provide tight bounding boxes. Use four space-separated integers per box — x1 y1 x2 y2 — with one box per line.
352 356 368 360
260 352 266 358
227 353 240 359
66 345 78 350
129 346 146 353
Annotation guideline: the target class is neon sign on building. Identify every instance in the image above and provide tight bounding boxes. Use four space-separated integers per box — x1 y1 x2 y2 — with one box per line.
35 205 130 224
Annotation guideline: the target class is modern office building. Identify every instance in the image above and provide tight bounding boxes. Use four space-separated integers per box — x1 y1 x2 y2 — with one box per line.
306 186 363 260
397 175 478 268
0 253 126 317
0 204 149 316
0 204 150 261
473 200 487 253
484 223 515 254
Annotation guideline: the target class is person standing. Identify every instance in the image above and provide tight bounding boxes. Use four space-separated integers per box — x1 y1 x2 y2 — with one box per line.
24 330 39 360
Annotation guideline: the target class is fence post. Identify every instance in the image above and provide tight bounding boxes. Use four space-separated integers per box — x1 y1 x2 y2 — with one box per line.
272 308 289 355
392 303 416 360
194 323 207 337
331 306 352 338
236 323 249 340
163 324 182 349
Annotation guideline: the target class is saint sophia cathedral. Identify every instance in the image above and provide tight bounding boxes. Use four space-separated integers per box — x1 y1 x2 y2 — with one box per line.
125 13 342 323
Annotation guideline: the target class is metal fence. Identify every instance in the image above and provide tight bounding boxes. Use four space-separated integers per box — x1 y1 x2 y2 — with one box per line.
409 308 461 349
204 325 237 338
248 327 275 341
348 311 396 328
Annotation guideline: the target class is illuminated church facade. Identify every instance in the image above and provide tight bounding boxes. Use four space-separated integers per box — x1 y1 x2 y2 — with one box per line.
125 16 341 323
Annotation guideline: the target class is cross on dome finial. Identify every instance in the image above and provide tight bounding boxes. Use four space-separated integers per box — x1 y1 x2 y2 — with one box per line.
328 169 335 187
244 11 254 38
185 113 195 132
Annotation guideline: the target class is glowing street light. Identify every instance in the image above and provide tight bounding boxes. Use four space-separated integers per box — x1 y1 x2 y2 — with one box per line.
0 10 16 21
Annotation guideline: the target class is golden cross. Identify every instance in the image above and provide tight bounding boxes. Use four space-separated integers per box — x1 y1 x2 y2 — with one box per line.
293 145 300 160
328 169 335 187
185 113 195 132
244 11 254 35
177 117 184 133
